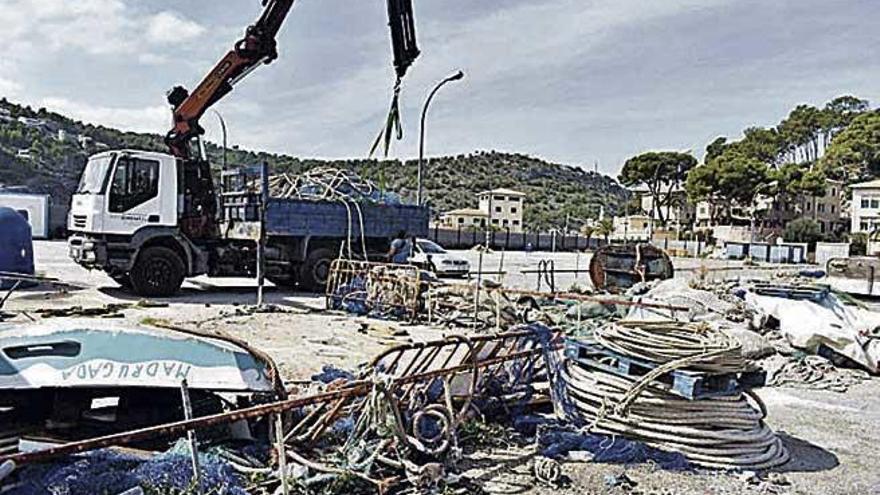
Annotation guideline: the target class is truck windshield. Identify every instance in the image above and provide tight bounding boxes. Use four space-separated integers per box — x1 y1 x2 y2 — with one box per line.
76 155 113 194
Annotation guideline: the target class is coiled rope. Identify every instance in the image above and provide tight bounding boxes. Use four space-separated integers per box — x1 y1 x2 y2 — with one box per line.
562 361 789 470
562 321 789 470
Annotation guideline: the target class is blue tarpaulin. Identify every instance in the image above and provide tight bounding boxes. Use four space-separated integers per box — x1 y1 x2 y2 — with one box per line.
0 207 34 289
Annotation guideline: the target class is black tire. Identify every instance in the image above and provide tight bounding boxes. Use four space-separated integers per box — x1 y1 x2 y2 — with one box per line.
111 275 132 288
130 246 185 297
299 248 336 292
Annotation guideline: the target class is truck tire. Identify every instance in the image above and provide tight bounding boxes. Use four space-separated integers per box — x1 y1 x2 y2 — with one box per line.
299 248 335 292
130 246 185 297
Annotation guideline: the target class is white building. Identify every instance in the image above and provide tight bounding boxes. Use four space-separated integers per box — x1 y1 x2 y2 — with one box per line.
17 117 46 128
630 185 696 230
611 214 652 241
850 179 880 234
437 208 488 229
478 188 526 233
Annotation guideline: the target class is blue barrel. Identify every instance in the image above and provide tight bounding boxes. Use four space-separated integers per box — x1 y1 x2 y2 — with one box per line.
0 207 35 289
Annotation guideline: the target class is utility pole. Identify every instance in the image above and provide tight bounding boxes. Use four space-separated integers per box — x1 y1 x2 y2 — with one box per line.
418 70 465 206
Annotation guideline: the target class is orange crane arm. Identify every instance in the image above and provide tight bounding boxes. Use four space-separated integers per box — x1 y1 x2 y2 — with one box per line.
164 0 296 158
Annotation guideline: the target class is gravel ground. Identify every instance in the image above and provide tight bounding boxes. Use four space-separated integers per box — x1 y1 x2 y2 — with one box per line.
2 241 878 494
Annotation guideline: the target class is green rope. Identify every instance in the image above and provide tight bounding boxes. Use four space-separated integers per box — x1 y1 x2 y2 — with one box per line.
369 78 404 158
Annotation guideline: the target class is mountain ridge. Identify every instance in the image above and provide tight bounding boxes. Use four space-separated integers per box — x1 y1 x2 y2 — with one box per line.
0 97 628 230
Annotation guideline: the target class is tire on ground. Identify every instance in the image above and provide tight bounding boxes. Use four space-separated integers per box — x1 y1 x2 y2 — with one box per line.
299 248 336 292
130 246 186 297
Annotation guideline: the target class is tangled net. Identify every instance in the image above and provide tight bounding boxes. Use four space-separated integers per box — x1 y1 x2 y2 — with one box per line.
268 167 403 205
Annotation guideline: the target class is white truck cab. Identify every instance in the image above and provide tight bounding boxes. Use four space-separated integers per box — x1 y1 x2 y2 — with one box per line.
67 150 213 295
69 150 179 236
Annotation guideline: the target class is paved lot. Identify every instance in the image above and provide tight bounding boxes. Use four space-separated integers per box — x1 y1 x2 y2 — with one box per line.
2 241 878 494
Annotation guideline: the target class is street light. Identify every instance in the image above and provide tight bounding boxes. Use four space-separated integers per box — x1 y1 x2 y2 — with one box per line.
212 110 228 171
417 70 465 206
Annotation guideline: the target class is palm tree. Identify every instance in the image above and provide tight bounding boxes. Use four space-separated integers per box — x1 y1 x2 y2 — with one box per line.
595 218 614 243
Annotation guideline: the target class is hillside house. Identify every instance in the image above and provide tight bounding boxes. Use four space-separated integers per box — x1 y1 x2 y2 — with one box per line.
478 188 526 233
851 179 880 234
438 208 488 229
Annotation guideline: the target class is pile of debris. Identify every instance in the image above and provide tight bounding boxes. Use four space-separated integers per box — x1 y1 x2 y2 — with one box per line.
627 276 880 392
0 324 562 494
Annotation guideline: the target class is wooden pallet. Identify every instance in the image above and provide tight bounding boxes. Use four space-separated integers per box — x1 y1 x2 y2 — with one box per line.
564 339 766 400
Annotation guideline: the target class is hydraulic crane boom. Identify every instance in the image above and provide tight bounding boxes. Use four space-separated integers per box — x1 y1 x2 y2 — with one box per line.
164 0 296 158
160 0 420 239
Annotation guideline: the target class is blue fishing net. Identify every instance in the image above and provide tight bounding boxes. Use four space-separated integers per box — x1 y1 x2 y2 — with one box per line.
329 275 369 315
537 426 690 471
311 365 356 384
13 441 248 495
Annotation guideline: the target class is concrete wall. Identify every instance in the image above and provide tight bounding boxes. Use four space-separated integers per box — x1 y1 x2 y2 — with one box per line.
428 227 600 251
816 242 851 269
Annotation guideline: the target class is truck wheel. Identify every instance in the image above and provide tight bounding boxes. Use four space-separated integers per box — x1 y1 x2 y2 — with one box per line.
299 248 336 292
130 246 185 297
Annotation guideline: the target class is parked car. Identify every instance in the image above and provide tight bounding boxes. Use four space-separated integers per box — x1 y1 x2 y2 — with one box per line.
409 239 470 276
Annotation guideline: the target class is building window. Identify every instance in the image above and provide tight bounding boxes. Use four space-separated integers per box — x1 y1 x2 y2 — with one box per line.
458 218 464 224
819 221 826 233
513 220 520 226
806 202 811 211
495 206 502 213
472 218 479 224
862 199 870 208
873 199 880 209
831 205 836 214
818 204 825 213
502 219 509 226
510 207 518 214
831 188 837 196
861 222 869 231
494 195 505 201
492 219 499 225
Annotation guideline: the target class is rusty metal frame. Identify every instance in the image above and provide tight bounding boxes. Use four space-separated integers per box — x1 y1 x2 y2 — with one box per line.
326 259 423 320
0 328 561 466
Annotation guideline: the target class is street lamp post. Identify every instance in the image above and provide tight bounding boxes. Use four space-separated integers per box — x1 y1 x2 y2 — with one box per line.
418 70 465 206
212 110 228 171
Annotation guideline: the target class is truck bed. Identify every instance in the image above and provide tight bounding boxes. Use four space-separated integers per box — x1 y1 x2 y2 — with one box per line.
221 196 429 240
266 198 429 238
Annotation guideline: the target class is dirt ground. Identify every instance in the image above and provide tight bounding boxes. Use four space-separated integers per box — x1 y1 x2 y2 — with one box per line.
3 241 879 495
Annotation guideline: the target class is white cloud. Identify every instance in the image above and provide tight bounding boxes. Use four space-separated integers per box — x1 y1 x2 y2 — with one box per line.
0 1 206 59
0 77 21 98
233 0 735 160
39 97 170 135
146 11 206 45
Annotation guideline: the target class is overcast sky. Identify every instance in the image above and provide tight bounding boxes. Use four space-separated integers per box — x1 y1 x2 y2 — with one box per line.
1 0 878 174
